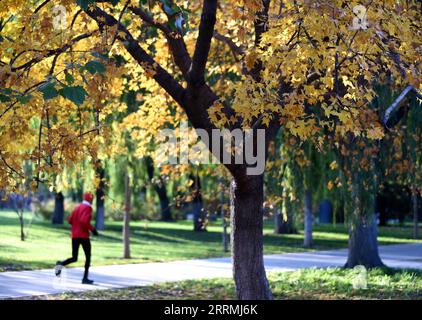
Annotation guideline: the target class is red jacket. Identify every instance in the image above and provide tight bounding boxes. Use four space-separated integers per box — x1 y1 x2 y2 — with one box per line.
68 202 95 238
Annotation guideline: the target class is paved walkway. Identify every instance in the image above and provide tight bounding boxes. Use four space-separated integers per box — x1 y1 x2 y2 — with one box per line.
0 243 421 299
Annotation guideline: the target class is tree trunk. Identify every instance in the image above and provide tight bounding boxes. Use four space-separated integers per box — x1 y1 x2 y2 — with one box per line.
145 156 173 221
230 175 272 300
19 214 25 241
219 178 229 252
412 185 419 239
274 208 280 234
52 192 64 224
274 208 294 234
95 164 106 230
222 214 229 252
123 169 131 259
193 197 206 231
303 189 313 247
344 169 384 268
274 199 297 234
192 173 206 232
156 183 172 221
345 215 384 268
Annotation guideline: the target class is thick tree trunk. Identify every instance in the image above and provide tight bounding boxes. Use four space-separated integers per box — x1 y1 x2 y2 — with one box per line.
303 189 313 247
123 170 131 259
230 175 272 300
412 185 419 239
95 164 106 230
52 192 64 224
345 215 384 268
345 170 384 268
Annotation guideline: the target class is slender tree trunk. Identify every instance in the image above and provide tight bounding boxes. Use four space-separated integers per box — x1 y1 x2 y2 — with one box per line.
123 169 131 259
52 192 64 224
220 180 229 252
18 214 25 241
303 189 313 247
413 185 419 239
230 175 272 300
145 156 173 221
95 163 106 230
156 182 173 221
193 197 205 231
222 214 229 252
274 208 281 234
192 173 206 232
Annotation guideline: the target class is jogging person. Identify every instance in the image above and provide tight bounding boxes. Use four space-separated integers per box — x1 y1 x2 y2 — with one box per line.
55 192 99 284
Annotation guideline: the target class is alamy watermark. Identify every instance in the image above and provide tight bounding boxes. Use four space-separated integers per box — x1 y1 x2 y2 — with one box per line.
352 265 368 290
155 121 266 176
52 5 68 30
351 4 368 30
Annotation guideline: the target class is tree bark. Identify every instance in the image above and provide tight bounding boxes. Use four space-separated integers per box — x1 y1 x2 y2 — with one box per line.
156 186 172 221
412 185 419 239
345 215 384 268
230 175 272 300
19 214 25 241
95 163 106 230
303 189 313 247
52 191 64 224
274 199 297 234
123 169 131 259
222 214 229 252
191 173 206 232
220 181 229 252
274 208 281 234
145 156 173 221
344 168 385 268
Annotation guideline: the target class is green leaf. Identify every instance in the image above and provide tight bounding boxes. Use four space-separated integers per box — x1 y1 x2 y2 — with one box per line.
76 0 95 11
65 72 75 85
113 54 126 67
17 94 32 104
39 82 59 100
85 60 106 75
59 86 88 106
1 88 13 95
91 52 109 61
0 94 11 102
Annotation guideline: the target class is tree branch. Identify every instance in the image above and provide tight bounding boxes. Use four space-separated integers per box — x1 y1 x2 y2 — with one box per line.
83 5 186 107
11 32 96 71
189 0 217 87
250 0 271 82
130 5 192 77
213 31 245 57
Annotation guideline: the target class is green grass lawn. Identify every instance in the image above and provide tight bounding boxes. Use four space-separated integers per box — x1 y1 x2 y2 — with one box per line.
22 268 422 300
0 210 419 272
